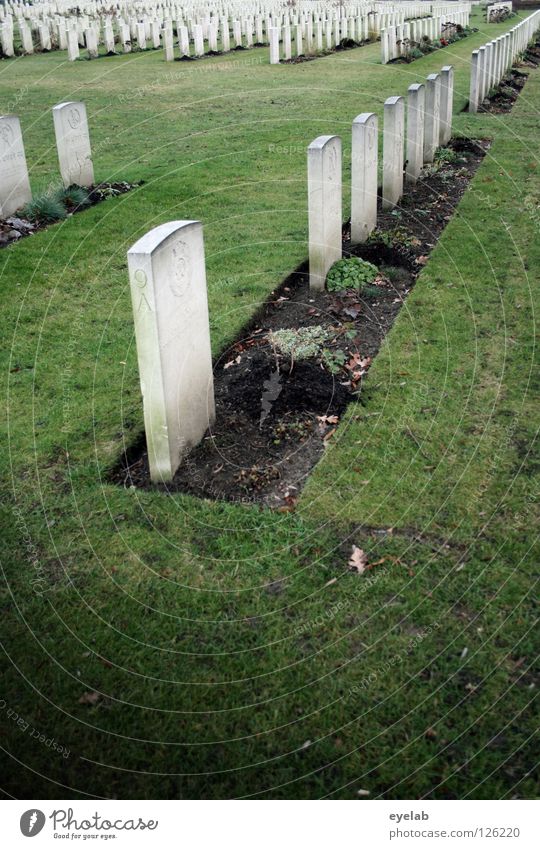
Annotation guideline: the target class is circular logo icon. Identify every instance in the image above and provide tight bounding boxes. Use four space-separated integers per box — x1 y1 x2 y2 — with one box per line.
20 809 46 837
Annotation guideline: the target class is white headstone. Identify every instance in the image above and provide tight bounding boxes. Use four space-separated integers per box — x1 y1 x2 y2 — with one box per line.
20 22 34 55
120 23 131 53
439 65 454 145
163 27 174 60
127 221 215 483
283 24 292 59
67 28 80 60
424 73 441 163
52 101 94 188
1 24 14 56
351 112 378 244
406 83 425 184
193 24 204 56
308 135 342 291
137 21 146 50
382 96 404 211
220 20 230 52
296 23 303 55
39 23 51 51
179 25 190 56
0 115 32 218
85 27 98 59
104 21 115 53
269 26 280 63
469 50 480 113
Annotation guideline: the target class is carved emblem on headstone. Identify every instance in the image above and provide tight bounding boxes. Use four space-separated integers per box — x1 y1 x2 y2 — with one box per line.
170 241 191 298
327 144 338 181
68 107 81 130
0 123 14 152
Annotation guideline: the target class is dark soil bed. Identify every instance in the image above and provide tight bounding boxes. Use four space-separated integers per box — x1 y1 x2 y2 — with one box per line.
388 26 475 65
479 68 529 113
476 36 540 114
0 181 139 248
111 138 489 507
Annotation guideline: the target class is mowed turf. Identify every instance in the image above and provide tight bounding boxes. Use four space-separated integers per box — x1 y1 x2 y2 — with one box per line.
0 9 538 799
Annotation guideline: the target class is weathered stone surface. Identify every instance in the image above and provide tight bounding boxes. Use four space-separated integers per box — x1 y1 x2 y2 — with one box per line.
308 135 342 290
0 115 32 219
406 84 425 185
52 101 94 188
127 221 215 483
382 96 404 210
351 112 378 244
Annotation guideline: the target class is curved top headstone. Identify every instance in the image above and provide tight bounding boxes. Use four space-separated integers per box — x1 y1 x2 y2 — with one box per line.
0 115 32 218
127 220 215 483
52 101 94 188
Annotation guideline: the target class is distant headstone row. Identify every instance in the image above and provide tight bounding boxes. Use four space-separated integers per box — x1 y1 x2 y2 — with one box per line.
0 1 469 61
469 8 540 111
486 2 513 23
0 102 93 218
380 5 470 63
266 5 440 63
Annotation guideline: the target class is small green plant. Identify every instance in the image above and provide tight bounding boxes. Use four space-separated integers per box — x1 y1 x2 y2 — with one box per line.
326 257 379 292
367 227 417 251
435 147 460 164
383 265 410 286
53 185 91 211
268 326 330 368
21 195 67 224
321 348 347 374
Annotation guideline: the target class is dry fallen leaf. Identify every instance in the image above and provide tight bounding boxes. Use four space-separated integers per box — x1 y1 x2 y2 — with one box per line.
78 691 101 706
224 355 241 369
349 546 369 574
317 414 339 428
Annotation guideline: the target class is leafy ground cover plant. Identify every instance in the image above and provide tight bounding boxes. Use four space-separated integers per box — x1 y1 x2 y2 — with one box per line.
326 257 379 292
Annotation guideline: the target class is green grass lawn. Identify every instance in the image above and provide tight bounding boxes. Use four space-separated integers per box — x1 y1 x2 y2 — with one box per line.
1 9 538 799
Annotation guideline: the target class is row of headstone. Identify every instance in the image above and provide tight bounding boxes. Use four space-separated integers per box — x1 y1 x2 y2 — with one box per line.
0 1 464 60
0 102 93 218
469 8 540 111
0 1 437 32
125 60 455 484
380 6 470 63
307 65 454 289
269 15 373 63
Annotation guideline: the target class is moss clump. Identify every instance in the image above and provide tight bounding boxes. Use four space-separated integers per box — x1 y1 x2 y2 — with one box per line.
268 326 330 363
326 257 379 292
